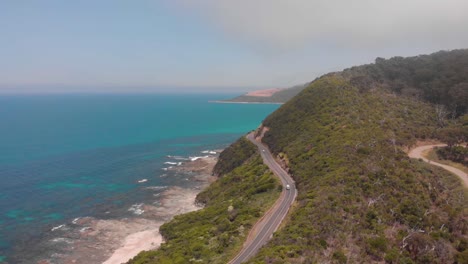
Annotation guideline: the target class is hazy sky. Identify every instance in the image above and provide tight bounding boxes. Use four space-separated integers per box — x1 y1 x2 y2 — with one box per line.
1 0 468 93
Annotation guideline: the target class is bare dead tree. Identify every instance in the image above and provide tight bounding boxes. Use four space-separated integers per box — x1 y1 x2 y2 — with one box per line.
435 104 448 127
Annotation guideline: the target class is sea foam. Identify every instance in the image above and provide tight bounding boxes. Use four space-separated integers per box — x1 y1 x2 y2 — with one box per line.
201 150 217 154
51 224 66 232
128 204 145 215
189 155 209 161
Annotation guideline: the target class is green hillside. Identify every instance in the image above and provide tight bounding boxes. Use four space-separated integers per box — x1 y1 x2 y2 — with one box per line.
221 84 307 103
250 50 468 263
128 138 281 264
129 49 467 263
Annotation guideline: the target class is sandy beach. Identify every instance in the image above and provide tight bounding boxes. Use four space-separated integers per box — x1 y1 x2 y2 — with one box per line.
101 187 201 264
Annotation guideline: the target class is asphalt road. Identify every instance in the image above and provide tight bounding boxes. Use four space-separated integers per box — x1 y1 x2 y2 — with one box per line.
229 133 297 264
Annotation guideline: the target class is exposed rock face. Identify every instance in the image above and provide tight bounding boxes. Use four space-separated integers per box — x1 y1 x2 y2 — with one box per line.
245 88 283 97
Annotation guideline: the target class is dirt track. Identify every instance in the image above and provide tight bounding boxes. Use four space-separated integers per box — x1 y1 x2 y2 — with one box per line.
408 144 468 188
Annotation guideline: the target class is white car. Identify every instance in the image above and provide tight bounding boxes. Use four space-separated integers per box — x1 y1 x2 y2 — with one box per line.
286 184 290 190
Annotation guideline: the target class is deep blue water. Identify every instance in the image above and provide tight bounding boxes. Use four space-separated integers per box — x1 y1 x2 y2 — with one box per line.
0 94 279 262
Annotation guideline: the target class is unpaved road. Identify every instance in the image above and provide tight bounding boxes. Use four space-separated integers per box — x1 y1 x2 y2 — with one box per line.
408 144 468 188
228 133 297 264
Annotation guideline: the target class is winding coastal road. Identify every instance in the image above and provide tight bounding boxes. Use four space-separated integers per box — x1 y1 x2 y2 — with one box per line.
229 133 297 264
408 144 468 188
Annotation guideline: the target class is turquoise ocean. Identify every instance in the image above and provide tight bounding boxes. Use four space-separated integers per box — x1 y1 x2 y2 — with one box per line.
0 94 279 263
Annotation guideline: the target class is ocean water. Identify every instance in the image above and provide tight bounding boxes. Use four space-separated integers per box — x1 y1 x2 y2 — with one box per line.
0 94 279 263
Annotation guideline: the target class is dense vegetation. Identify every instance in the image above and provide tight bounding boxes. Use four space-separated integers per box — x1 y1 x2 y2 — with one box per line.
212 137 257 176
342 49 468 117
436 146 468 167
250 50 468 263
222 84 307 103
130 49 467 263
128 139 280 264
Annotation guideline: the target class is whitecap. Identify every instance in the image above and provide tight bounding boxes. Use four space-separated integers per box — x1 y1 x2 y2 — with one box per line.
72 217 80 225
128 203 145 215
51 224 66 232
144 186 167 190
137 179 148 183
189 155 209 161
79 227 92 233
201 150 217 154
167 155 190 161
164 162 178 165
51 237 73 244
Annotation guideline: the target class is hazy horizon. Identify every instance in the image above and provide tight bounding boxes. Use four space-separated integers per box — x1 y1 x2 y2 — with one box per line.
1 1 468 93
0 84 258 95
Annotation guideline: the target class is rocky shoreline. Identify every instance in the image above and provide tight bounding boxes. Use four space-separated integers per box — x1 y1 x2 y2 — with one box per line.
34 154 219 264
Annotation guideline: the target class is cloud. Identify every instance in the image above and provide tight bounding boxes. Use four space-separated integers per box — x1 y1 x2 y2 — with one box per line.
172 0 468 51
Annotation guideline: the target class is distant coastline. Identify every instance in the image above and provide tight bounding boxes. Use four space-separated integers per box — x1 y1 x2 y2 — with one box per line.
213 84 307 104
209 100 284 105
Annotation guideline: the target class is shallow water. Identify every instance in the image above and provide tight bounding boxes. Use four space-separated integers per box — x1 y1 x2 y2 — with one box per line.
0 94 279 263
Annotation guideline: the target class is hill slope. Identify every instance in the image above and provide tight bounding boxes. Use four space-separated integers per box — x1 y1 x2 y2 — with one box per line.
220 84 307 103
250 50 467 263
129 49 468 263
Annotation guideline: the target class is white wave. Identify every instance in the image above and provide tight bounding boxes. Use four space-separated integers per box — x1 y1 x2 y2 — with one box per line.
51 237 73 244
189 155 209 161
72 217 80 225
167 155 190 161
177 162 182 166
201 150 217 154
144 186 167 190
51 224 66 232
128 203 145 215
164 162 178 165
162 168 168 171
137 179 148 183
79 227 92 233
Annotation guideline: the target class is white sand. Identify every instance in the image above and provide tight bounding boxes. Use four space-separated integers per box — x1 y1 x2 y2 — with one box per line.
100 156 217 264
101 187 202 264
102 228 163 264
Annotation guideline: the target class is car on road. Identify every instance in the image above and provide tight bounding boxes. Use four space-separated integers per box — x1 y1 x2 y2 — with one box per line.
286 184 290 190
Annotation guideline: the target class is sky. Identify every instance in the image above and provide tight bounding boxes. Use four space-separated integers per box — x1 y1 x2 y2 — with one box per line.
1 0 468 93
